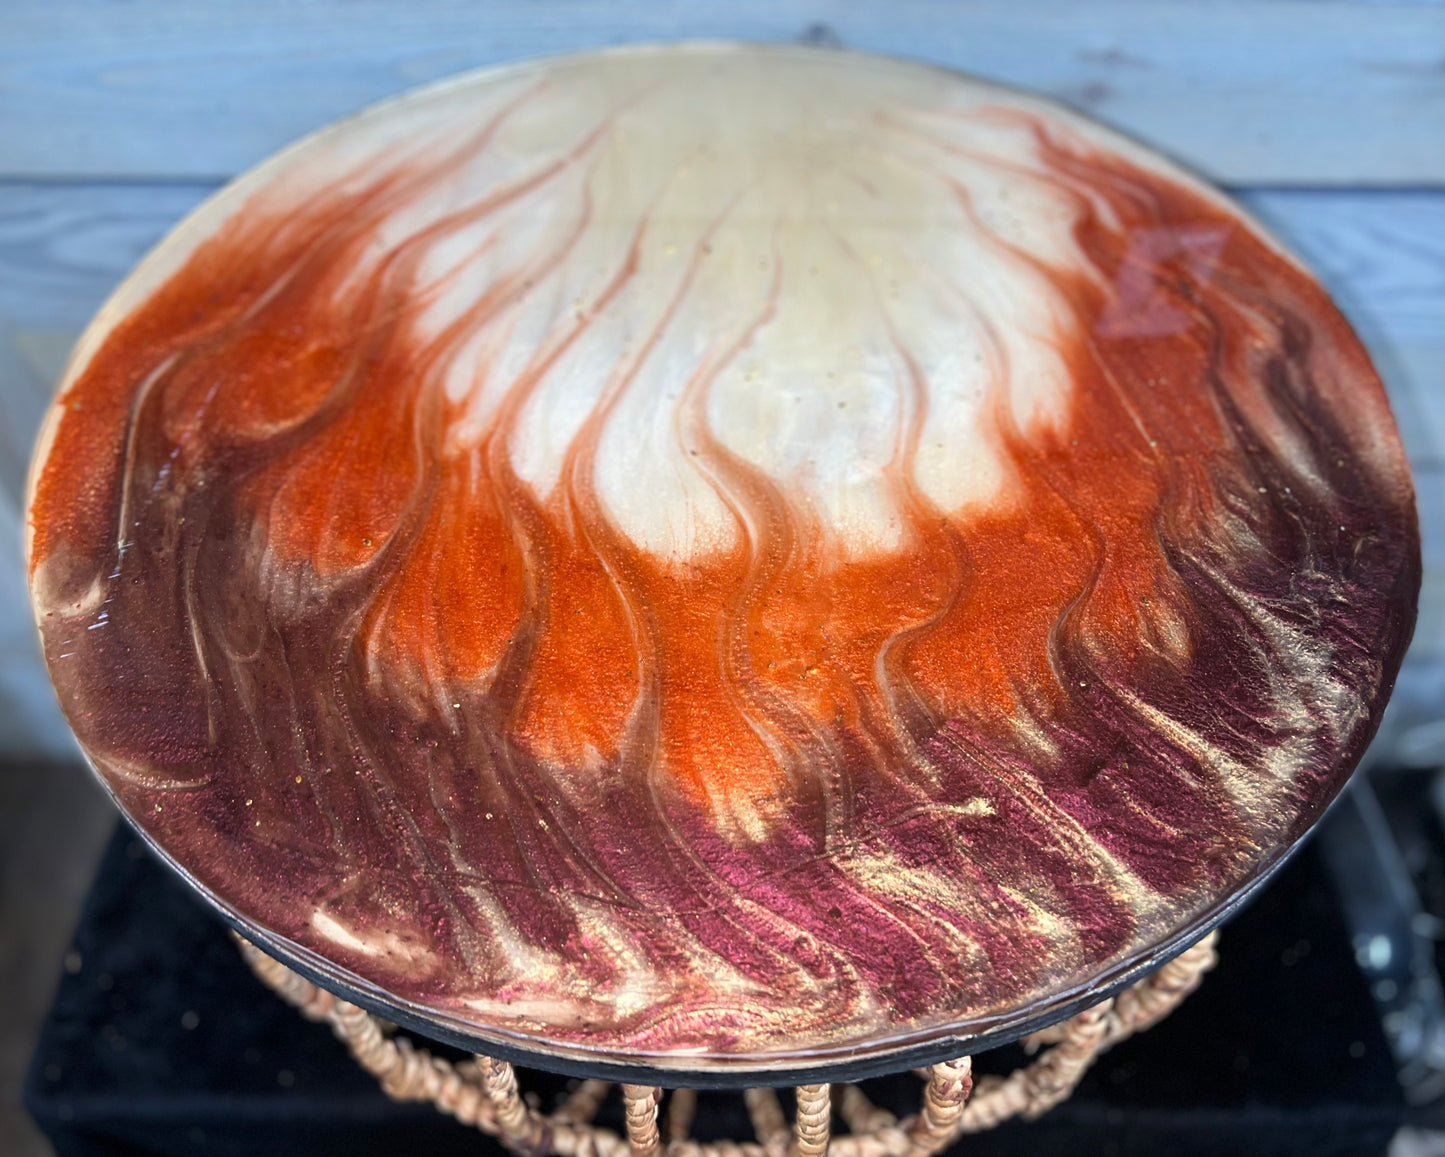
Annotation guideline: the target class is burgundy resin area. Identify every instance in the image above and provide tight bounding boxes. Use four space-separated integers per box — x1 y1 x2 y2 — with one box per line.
27 47 1419 1077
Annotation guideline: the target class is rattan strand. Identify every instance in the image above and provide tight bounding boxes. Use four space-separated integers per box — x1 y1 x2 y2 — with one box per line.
793 1084 832 1156
743 1086 789 1156
622 1084 664 1156
667 1087 699 1144
236 930 1216 1155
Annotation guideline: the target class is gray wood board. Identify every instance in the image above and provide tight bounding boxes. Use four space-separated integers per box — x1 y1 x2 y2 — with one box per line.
2 0 1442 185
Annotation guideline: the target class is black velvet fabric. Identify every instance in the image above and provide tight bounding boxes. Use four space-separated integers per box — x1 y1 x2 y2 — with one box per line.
26 826 1409 1156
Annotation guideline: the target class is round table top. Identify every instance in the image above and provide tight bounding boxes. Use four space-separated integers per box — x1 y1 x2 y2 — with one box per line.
27 44 1419 1083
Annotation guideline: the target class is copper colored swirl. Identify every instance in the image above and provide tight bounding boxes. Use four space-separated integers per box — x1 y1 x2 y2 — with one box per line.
26 46 1419 1073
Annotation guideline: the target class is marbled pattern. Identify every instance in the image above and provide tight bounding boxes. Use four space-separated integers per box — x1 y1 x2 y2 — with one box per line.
26 47 1418 1072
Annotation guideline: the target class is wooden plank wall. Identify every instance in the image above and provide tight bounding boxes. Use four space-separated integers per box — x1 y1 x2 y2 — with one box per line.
1 0 1441 759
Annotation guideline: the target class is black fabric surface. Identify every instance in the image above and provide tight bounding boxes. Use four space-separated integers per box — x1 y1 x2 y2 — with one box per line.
26 826 1409 1156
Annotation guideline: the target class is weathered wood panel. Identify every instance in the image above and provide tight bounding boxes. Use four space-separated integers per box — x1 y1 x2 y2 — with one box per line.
2 0 1442 184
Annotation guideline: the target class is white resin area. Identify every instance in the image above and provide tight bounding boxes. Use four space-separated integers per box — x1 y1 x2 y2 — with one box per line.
96 47 1164 564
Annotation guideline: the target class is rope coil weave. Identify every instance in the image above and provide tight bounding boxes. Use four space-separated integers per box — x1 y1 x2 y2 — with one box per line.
236 931 1217 1156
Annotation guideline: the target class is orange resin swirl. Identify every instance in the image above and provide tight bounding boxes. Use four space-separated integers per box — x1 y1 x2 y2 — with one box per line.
27 48 1418 1073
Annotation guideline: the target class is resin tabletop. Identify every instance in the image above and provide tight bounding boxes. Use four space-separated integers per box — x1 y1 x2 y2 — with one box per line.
26 45 1419 1081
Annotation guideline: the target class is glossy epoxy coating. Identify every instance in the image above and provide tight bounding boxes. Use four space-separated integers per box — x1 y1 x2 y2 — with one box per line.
27 46 1419 1074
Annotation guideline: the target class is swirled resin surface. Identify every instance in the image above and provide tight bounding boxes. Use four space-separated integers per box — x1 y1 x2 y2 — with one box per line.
28 46 1418 1073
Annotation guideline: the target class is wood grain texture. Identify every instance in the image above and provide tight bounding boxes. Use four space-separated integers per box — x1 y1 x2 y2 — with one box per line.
1 0 1441 184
